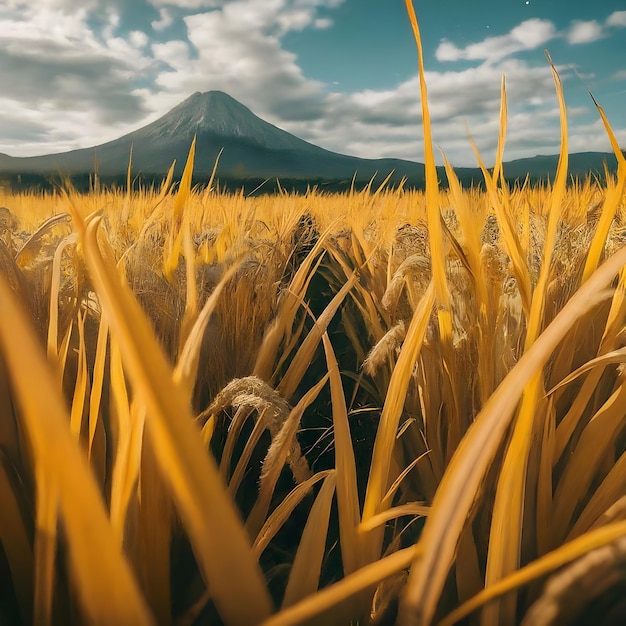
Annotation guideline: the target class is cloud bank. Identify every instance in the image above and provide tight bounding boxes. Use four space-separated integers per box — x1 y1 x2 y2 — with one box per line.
0 1 624 167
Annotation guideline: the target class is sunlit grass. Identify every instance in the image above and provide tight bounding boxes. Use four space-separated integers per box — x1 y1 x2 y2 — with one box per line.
1 2 626 625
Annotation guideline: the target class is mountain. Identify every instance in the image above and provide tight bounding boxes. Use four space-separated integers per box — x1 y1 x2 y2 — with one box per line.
497 152 620 181
0 91 431 183
0 90 619 186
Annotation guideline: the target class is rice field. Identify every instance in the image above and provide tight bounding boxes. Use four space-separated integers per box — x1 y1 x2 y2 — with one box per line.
1 3 626 626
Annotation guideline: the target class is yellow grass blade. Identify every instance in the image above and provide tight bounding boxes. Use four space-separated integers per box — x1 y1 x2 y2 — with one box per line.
536 397 556 556
173 136 196 222
282 471 336 608
440 520 626 626
73 214 273 624
322 332 362 575
14 213 72 267
0 274 153 625
178 222 198 354
492 74 507 185
482 374 543 624
467 130 532 317
56 318 74 386
359 503 429 533
252 470 333 559
164 136 196 281
381 453 430 510
109 335 131 456
109 401 145 543
524 51 569 349
33 464 58 626
47 233 77 362
254 222 336 382
69 309 88 439
582 95 626 281
362 280 435 561
551 380 626 545
246 374 328 536
174 262 240 396
277 271 358 399
404 0 451 339
482 56 568 623
122 161 176 261
88 314 108 460
548 346 626 396
398 245 626 626
262 546 421 626
567 449 626 540
0 452 33 625
120 144 133 225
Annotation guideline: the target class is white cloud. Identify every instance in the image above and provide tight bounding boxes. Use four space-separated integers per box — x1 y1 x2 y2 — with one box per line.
436 19 557 63
606 11 626 27
150 5 328 122
129 30 149 49
148 0 223 8
567 20 605 44
151 8 174 31
279 59 573 166
313 17 333 29
0 3 155 156
0 1 624 169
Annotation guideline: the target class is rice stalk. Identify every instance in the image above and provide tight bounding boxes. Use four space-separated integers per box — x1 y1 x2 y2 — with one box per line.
0 451 33 626
482 51 570 625
0 274 153 625
281 471 336 608
398 245 626 626
68 211 273 624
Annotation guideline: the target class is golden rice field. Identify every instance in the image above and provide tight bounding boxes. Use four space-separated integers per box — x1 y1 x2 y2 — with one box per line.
1 4 626 626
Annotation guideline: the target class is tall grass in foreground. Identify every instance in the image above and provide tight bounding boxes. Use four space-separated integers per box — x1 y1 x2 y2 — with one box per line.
2 3 626 625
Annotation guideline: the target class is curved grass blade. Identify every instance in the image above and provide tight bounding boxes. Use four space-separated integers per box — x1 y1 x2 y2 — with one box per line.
481 51 569 625
262 545 421 626
440 520 626 626
0 274 153 625
246 374 328 537
282 472 336 608
362 280 435 564
398 245 626 626
0 451 33 626
582 93 626 281
252 470 333 559
72 213 273 624
322 333 362 575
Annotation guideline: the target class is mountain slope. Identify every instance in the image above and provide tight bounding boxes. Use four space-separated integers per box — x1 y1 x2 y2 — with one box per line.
0 91 426 181
0 90 619 184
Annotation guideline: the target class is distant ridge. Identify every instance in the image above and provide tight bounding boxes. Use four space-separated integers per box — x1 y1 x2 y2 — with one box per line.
0 91 620 186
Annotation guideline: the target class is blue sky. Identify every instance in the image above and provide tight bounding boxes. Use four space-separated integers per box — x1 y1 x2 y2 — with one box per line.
0 0 624 166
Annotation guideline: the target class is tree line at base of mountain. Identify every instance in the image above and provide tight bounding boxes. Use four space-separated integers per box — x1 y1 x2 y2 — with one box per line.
3 163 623 198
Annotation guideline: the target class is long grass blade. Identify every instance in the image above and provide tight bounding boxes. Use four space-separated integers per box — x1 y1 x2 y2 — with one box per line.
481 52 569 625
398 245 626 626
71 213 273 624
440 520 626 626
0 274 153 625
362 280 435 563
282 471 337 608
322 333 362 574
262 546 421 626
0 451 33 626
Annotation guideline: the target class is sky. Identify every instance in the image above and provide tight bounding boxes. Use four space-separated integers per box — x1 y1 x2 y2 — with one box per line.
0 0 625 167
